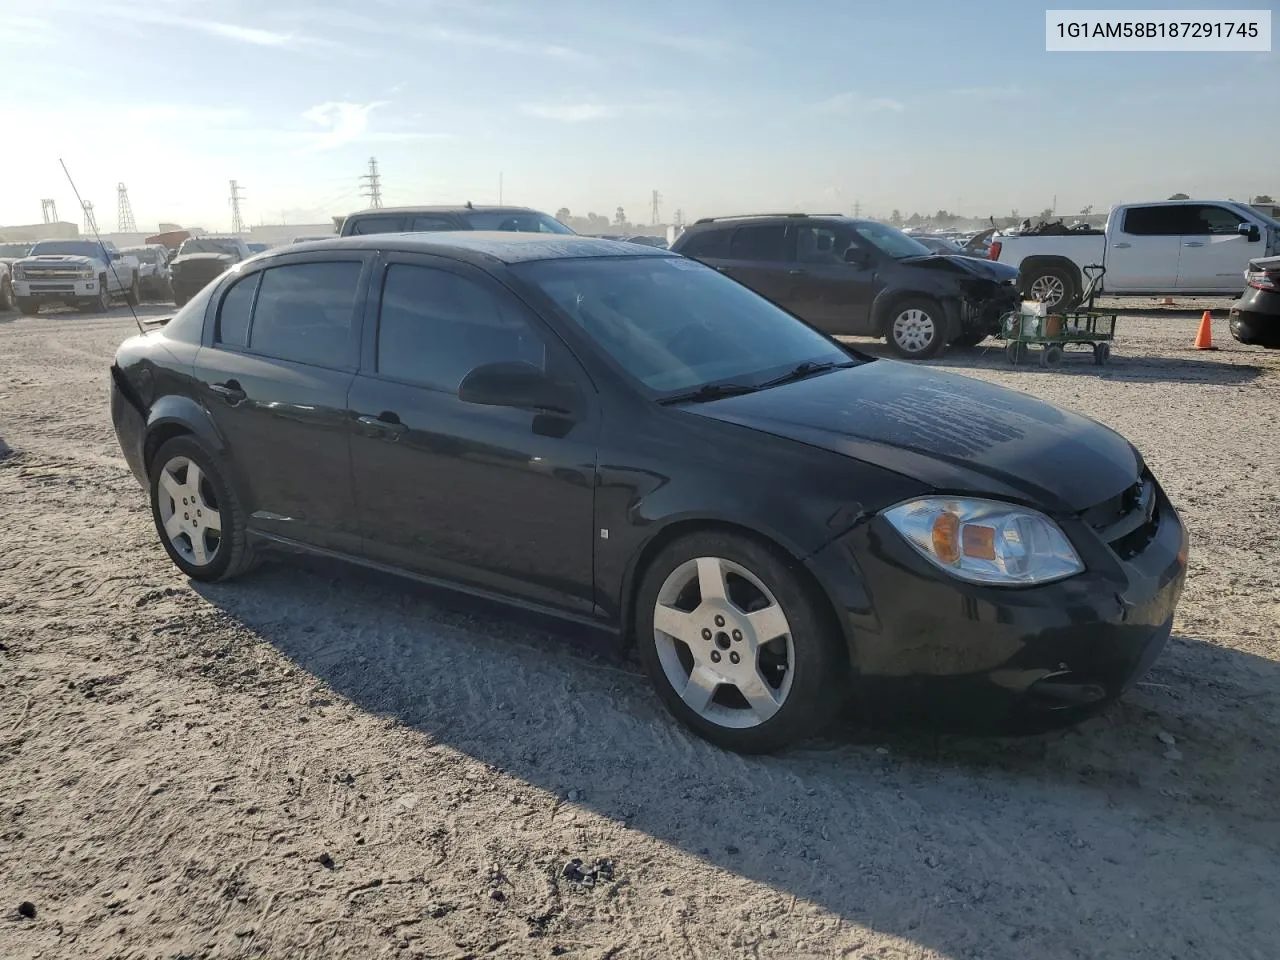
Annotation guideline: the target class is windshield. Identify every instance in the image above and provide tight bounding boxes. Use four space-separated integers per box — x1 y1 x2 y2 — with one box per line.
29 241 105 258
179 239 239 256
463 211 575 234
0 242 32 258
514 256 854 394
851 222 934 260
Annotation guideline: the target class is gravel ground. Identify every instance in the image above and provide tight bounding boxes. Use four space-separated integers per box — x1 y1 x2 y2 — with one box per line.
2 301 1278 960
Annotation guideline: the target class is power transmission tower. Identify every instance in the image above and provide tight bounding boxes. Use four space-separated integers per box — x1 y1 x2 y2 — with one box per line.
853 199 862 218
673 209 685 229
361 157 383 209
650 190 663 225
229 180 246 234
116 183 137 232
41 199 58 223
82 201 99 235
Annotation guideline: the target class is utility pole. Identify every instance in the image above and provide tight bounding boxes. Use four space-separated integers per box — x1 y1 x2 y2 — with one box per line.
360 157 383 209
498 172 503 205
41 199 58 224
82 201 98 235
116 183 137 233
650 190 663 225
229 180 246 234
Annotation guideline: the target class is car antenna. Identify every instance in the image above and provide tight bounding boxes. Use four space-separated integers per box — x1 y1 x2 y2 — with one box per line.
58 158 145 335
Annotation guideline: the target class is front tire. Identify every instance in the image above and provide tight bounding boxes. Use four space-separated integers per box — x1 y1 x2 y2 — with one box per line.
149 437 258 582
125 273 140 307
885 298 947 360
635 531 848 753
16 297 39 316
0 277 12 311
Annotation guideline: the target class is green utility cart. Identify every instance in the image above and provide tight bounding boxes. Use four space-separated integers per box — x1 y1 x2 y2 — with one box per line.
1000 264 1117 367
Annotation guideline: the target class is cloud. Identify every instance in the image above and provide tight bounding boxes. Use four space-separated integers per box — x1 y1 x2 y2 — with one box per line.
40 1 327 47
638 32 748 61
809 92 906 115
414 25 588 62
295 101 450 151
7 16 60 44
519 103 619 123
946 85 1023 100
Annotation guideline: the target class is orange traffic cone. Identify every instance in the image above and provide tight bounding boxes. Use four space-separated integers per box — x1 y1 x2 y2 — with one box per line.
1194 310 1217 350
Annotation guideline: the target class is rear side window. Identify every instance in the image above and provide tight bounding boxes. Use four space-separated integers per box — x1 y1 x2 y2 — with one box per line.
249 262 363 368
730 225 789 261
376 264 548 392
349 216 406 236
1121 206 1185 236
409 215 461 231
678 229 731 259
216 273 258 347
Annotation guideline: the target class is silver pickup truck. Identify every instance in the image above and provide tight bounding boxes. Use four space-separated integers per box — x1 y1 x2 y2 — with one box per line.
11 239 140 315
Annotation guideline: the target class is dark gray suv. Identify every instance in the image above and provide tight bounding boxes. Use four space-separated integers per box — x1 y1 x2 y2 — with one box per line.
339 204 575 238
671 213 1019 359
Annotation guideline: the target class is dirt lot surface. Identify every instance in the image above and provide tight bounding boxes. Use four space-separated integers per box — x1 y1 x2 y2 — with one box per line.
2 301 1279 960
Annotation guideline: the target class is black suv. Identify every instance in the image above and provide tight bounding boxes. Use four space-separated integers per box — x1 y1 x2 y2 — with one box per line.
170 236 253 307
670 214 1019 359
339 204 575 238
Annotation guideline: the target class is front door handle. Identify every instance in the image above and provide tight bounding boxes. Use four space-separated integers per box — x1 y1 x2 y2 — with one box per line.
1183 241 1205 247
714 265 732 273
357 413 408 437
788 268 807 275
1111 242 1132 249
210 380 246 403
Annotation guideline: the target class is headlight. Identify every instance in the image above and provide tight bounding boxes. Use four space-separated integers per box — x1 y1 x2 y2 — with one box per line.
12 266 25 280
78 267 94 279
882 497 1084 586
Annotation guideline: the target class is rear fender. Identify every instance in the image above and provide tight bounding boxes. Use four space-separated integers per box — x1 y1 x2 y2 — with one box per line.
141 396 250 504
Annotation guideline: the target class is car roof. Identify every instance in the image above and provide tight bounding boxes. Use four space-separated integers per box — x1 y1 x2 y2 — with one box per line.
279 231 677 265
680 213 866 232
344 205 545 217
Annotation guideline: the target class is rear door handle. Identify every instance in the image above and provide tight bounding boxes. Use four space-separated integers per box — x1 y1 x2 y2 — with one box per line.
788 268 807 275
357 412 408 437
1111 242 1132 249
1183 241 1205 247
210 381 246 403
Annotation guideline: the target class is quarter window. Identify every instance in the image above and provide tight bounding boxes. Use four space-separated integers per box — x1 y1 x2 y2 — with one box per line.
248 262 362 368
376 264 549 392
216 273 258 347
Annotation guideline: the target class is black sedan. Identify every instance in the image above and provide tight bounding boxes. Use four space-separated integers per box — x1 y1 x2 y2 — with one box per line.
1230 256 1280 348
109 234 1188 753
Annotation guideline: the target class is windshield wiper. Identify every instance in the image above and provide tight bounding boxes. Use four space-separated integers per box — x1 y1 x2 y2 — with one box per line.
756 360 854 389
658 382 760 405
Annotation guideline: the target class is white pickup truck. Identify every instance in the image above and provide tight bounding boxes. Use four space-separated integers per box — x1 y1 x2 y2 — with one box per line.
11 239 141 316
990 200 1280 311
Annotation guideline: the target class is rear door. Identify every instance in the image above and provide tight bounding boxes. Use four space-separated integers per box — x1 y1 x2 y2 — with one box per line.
193 253 371 553
1175 203 1259 292
1106 205 1182 291
722 224 797 306
786 223 877 334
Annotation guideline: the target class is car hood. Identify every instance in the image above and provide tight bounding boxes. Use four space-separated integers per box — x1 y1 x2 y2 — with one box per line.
20 254 96 266
683 361 1141 515
900 254 1019 284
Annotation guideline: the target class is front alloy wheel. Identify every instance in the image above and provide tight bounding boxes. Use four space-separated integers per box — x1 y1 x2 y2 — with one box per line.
636 532 847 753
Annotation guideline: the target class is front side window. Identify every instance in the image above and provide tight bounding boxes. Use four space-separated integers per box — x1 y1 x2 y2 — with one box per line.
216 273 258 347
1182 205 1247 235
249 262 362 368
376 264 548 391
515 256 852 394
409 215 461 232
796 225 854 264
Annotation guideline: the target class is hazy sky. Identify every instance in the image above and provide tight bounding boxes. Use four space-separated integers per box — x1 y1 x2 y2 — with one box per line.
2 0 1276 232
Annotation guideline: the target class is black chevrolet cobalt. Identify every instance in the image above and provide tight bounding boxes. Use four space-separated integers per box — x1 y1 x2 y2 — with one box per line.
109 234 1188 753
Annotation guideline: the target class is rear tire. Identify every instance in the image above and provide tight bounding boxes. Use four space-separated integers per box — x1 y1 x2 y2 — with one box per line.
635 530 849 754
884 297 947 360
1022 264 1079 313
149 437 258 582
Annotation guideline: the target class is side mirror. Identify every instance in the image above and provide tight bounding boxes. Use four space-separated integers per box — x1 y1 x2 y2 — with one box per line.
1238 222 1261 242
843 247 870 265
458 361 575 415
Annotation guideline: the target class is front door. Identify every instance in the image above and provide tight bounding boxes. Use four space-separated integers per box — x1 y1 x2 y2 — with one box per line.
1105 205 1182 292
785 224 878 334
347 255 599 613
193 254 371 553
1176 203 1259 293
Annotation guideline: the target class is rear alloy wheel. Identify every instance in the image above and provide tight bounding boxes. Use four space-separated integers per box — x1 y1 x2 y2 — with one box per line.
886 298 946 359
149 437 257 582
1024 265 1079 313
636 531 847 753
